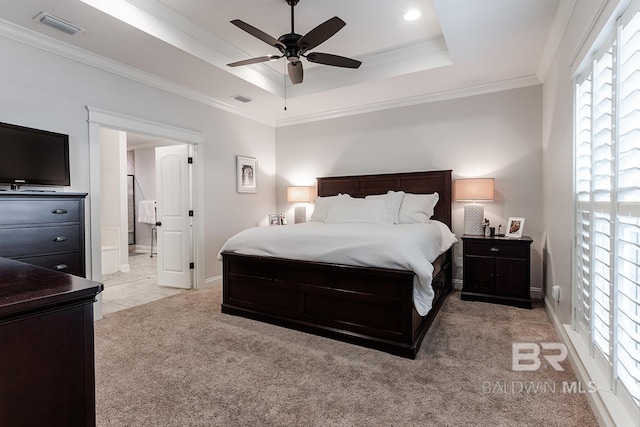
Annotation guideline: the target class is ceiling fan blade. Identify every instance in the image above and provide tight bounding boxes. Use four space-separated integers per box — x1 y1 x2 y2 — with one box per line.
230 19 286 50
297 16 345 52
227 55 282 67
306 52 362 69
288 61 304 84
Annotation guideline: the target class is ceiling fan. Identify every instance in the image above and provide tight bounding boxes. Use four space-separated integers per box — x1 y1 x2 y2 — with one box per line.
227 0 362 85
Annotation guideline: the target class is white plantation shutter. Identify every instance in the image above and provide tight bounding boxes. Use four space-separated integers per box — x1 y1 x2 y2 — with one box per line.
574 4 640 411
592 38 614 361
617 217 640 403
616 9 640 406
575 76 592 341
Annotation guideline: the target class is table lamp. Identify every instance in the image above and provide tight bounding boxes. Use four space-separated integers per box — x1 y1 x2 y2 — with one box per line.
454 178 495 235
287 186 312 223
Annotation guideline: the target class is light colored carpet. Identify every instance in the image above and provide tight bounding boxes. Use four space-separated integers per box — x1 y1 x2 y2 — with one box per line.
95 286 598 426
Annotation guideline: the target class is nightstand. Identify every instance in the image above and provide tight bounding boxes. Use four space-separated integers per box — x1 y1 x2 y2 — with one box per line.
461 235 533 309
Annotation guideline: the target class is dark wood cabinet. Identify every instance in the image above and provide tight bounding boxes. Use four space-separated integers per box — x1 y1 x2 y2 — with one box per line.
461 235 532 309
0 257 102 427
0 192 87 277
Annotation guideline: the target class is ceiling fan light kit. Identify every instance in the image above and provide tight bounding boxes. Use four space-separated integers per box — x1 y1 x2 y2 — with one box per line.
227 0 361 85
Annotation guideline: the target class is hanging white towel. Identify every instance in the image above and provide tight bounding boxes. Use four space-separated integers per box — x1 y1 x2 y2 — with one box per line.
138 200 156 224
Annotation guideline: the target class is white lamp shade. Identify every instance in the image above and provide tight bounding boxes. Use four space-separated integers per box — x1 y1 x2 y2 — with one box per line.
454 178 495 202
287 186 312 203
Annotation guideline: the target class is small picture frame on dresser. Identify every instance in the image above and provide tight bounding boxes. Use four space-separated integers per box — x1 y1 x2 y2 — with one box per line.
506 217 525 238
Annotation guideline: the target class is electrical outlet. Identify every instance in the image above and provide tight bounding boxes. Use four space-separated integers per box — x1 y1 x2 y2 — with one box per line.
552 285 560 303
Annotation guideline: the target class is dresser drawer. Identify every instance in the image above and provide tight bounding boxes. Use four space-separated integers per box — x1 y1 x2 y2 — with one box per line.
0 200 81 226
15 253 83 276
464 241 529 259
0 225 81 258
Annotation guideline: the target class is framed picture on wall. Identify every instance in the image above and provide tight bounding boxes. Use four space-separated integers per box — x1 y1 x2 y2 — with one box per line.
236 156 257 193
506 217 525 238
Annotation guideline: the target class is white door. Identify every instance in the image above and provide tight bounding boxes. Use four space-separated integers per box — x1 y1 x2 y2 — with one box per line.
155 144 192 289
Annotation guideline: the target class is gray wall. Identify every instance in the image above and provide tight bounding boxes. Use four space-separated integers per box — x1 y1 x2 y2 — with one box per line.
0 34 276 283
276 86 543 288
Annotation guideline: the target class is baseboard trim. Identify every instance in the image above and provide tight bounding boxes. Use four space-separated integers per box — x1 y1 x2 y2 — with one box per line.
203 275 222 289
544 297 636 427
530 287 543 300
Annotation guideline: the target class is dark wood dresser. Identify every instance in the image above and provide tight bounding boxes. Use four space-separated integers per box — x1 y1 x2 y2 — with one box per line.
0 192 87 277
0 257 102 427
461 235 533 309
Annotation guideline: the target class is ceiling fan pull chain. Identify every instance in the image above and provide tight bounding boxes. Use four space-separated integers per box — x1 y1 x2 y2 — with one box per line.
284 59 287 111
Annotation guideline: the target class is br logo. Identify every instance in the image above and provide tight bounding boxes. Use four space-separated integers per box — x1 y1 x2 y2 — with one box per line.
512 343 568 371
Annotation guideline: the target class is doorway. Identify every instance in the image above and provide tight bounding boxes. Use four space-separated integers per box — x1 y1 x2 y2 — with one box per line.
99 133 193 314
87 107 205 320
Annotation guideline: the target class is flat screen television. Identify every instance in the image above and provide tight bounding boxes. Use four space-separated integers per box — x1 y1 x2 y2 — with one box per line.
0 121 70 188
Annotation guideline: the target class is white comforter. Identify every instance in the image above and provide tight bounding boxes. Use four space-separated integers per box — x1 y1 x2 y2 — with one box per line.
218 221 456 315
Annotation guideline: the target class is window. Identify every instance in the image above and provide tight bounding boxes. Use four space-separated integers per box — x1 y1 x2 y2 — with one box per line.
574 3 640 415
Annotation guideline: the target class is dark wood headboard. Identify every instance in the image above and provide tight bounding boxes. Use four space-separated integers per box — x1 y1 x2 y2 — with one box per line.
317 170 452 228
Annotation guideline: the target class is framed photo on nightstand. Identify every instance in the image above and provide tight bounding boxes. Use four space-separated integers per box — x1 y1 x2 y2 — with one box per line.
268 214 281 226
506 217 525 238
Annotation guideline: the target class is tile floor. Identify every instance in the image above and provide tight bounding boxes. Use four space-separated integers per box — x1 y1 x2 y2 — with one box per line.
101 251 187 315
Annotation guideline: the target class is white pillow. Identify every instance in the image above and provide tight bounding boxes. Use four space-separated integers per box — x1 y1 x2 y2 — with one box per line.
398 192 439 224
325 198 391 224
310 194 351 222
365 190 405 224
431 220 458 252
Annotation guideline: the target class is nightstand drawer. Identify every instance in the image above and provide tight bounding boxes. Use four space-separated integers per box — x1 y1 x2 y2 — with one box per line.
464 241 529 259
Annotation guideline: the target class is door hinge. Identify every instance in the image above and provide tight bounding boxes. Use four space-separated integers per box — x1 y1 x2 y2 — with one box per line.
188 210 194 217
189 262 195 269
188 157 193 164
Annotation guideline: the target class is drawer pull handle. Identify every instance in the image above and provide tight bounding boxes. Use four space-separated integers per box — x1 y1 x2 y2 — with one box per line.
53 264 69 271
53 236 68 242
490 247 500 252
52 209 68 214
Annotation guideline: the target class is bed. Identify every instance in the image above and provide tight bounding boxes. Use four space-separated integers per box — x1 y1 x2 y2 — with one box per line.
220 170 453 359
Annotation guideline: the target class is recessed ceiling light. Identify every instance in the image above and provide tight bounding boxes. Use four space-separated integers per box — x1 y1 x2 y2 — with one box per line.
403 9 421 22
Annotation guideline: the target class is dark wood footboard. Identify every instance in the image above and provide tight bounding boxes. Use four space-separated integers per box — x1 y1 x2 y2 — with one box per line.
221 250 452 359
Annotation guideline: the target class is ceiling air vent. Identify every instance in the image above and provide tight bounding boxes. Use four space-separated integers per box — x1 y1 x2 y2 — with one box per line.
232 95 253 103
33 12 85 36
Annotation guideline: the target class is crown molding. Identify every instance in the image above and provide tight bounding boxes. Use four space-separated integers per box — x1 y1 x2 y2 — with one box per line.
0 15 546 131
0 18 274 126
275 75 542 128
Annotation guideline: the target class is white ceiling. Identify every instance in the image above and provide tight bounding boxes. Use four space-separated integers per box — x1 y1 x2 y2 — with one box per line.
0 0 565 127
